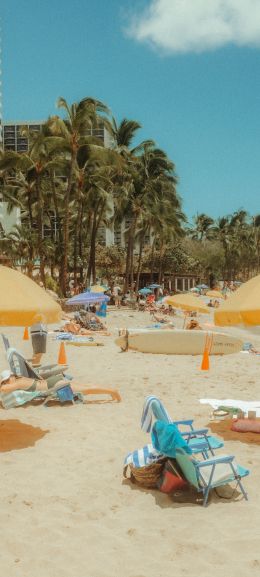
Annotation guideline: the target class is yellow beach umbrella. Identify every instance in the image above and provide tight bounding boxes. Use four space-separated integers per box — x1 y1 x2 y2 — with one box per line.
215 275 260 326
164 293 209 314
0 265 61 326
90 285 106 293
206 290 224 299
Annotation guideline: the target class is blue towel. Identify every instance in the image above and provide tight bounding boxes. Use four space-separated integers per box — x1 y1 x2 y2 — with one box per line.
151 421 192 458
124 443 163 468
141 395 171 432
0 390 43 409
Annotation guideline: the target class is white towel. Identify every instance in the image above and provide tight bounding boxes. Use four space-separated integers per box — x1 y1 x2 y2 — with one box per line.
200 398 260 417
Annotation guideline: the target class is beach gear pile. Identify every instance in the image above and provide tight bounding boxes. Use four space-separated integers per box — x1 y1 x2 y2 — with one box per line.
123 396 250 506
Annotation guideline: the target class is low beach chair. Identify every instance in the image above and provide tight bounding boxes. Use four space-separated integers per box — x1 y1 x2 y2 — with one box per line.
5 345 69 381
175 447 249 506
1 334 69 380
1 333 10 352
141 395 224 458
0 382 77 409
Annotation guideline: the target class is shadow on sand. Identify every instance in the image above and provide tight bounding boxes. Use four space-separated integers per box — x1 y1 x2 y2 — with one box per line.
0 419 48 452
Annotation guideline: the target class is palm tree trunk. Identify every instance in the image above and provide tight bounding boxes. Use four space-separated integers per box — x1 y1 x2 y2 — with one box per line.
135 234 145 292
35 173 45 285
150 237 156 284
60 152 76 296
124 235 132 292
27 191 34 277
158 242 165 285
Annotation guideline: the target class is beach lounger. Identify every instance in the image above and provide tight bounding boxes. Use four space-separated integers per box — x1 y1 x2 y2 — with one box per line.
0 382 78 409
141 395 224 458
175 447 249 506
5 345 69 381
1 334 69 379
0 383 121 409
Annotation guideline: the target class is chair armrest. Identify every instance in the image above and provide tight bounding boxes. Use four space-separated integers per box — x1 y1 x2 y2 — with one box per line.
197 455 234 468
182 428 209 438
174 419 194 429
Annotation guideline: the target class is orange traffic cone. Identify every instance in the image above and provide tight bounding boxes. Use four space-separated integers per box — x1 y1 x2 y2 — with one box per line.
58 342 67 365
201 347 210 371
23 327 29 340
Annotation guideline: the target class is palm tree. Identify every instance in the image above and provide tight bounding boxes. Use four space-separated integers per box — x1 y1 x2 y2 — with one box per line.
189 213 215 241
0 131 56 283
46 96 111 294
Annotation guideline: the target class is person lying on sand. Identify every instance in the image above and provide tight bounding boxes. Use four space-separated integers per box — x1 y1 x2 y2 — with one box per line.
75 311 107 332
152 313 175 327
242 342 260 354
0 371 65 394
186 319 202 330
62 314 107 335
0 370 121 404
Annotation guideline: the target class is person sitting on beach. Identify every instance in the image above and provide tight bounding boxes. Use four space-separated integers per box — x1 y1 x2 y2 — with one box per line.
138 297 146 311
148 302 157 314
168 305 175 316
186 319 202 330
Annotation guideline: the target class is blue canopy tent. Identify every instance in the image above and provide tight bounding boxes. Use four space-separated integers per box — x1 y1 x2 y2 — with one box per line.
148 284 161 289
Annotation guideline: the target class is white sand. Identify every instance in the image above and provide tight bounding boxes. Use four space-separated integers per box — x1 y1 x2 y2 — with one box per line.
0 309 260 577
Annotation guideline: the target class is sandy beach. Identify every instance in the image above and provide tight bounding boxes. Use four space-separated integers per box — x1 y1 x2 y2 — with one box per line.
0 308 260 577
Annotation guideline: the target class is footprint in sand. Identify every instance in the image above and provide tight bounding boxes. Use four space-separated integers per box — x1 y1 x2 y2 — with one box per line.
110 504 120 512
87 510 106 521
127 528 137 536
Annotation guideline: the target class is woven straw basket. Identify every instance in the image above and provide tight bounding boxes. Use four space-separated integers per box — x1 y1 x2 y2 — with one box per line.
124 460 166 489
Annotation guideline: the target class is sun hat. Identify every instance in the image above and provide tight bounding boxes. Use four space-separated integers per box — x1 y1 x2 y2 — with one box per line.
0 369 12 384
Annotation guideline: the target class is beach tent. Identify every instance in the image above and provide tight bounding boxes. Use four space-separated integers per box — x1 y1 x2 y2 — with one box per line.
215 274 260 326
164 293 209 314
67 291 110 306
0 265 61 326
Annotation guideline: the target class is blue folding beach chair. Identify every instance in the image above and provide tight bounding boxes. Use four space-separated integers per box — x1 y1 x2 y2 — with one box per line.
141 395 224 458
175 447 249 507
150 420 249 506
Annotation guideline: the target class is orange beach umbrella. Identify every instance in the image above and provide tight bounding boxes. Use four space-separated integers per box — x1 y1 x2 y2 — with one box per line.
0 266 61 326
214 274 260 326
206 290 224 299
164 293 209 314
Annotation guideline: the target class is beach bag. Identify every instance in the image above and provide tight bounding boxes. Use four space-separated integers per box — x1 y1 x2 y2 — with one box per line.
157 460 187 493
123 460 166 489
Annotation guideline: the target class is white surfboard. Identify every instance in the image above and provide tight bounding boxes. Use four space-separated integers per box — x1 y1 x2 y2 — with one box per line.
115 329 243 355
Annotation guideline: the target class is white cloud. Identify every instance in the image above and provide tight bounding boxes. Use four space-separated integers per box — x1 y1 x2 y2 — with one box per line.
126 0 260 54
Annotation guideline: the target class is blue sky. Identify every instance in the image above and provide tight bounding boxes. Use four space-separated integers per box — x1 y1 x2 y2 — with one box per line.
2 0 260 221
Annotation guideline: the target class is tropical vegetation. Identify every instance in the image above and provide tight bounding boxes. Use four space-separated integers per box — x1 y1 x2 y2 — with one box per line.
0 96 259 295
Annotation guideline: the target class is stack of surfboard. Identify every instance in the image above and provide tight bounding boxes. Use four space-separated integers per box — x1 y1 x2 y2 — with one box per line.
115 329 242 355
